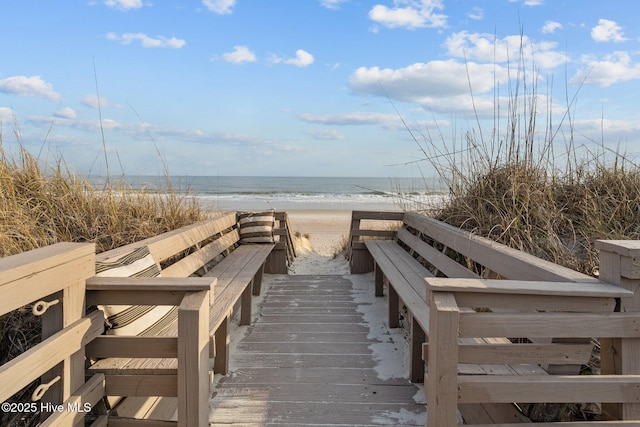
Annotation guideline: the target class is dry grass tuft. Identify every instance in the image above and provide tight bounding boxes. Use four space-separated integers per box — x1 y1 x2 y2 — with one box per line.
0 145 204 257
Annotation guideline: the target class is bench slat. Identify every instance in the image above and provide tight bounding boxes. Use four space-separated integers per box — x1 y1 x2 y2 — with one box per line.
364 240 430 332
161 229 239 277
397 227 479 279
403 212 597 283
148 213 237 264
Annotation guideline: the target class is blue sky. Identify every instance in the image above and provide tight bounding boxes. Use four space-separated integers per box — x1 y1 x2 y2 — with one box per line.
1 0 639 177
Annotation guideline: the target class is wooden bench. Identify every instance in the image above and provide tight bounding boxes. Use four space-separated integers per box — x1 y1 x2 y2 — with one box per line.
349 211 621 424
85 211 293 423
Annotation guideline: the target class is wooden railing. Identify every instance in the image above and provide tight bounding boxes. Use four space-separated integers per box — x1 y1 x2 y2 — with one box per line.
348 210 403 273
349 211 640 425
0 243 211 426
85 276 211 426
0 243 103 427
426 274 638 426
267 211 297 273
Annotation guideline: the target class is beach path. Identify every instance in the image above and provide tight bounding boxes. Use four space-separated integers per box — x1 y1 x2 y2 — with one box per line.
209 273 427 426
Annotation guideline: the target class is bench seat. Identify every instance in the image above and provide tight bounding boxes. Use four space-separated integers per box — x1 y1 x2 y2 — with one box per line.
89 243 274 378
364 239 431 383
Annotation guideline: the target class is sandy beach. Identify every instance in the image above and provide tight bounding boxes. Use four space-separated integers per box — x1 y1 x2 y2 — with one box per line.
286 209 353 256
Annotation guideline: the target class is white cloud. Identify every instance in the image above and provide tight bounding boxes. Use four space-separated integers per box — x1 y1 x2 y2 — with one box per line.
202 0 235 14
467 7 483 21
0 75 62 101
305 129 346 140
222 45 257 64
507 0 543 5
284 49 315 67
106 32 186 48
444 31 568 69
591 19 627 43
320 0 348 10
369 0 447 30
571 51 640 87
347 60 542 117
300 111 400 127
27 113 274 148
350 60 504 103
541 20 562 34
104 0 144 11
298 111 439 130
54 107 76 119
81 94 123 108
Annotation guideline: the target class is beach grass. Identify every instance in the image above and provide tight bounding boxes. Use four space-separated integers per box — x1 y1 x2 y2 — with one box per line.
402 46 640 278
0 140 206 426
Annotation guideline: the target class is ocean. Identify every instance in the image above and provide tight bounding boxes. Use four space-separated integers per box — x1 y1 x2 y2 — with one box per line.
92 176 446 212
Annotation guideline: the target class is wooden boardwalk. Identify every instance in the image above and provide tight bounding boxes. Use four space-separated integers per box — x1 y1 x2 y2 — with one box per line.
210 274 427 426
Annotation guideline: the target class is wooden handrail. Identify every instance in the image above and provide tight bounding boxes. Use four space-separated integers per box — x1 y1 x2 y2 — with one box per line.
426 275 640 425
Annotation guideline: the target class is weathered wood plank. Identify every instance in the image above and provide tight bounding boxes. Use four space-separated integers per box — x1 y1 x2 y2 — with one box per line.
397 227 479 279
213 383 423 404
467 423 640 427
249 322 369 333
241 331 370 343
105 374 178 397
86 277 214 306
453 291 616 312
352 210 405 221
403 212 597 283
427 277 632 298
161 229 239 277
459 311 640 338
365 240 430 331
107 417 177 427
237 342 373 354
423 342 593 366
258 314 366 324
178 290 209 427
147 213 238 263
0 310 104 402
427 291 460 427
86 336 178 358
232 353 378 369
216 367 410 386
0 243 95 317
209 400 426 425
39 374 105 427
458 375 640 403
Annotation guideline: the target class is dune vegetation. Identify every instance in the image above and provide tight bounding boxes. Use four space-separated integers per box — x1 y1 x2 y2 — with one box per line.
405 55 640 278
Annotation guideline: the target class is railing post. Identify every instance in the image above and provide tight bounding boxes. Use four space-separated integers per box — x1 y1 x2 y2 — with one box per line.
427 290 459 427
178 290 210 427
596 240 640 420
39 245 95 426
349 212 375 273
